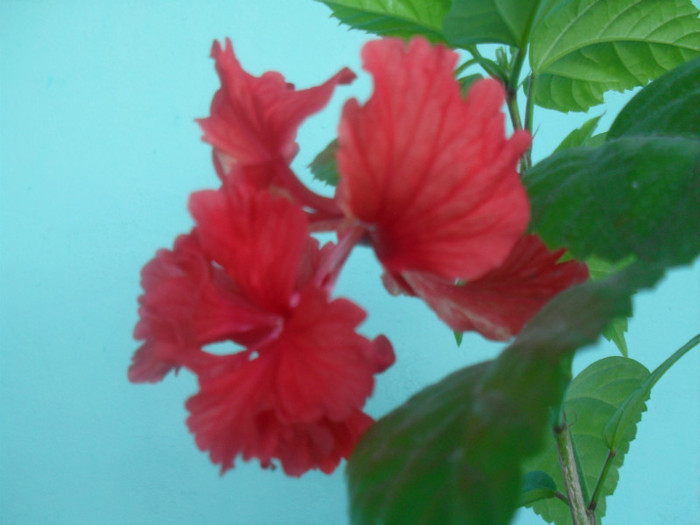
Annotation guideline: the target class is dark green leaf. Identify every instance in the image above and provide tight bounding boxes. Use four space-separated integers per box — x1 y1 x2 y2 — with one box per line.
346 263 661 525
453 330 463 346
315 0 450 41
609 56 700 140
309 139 339 187
520 470 558 506
443 0 541 47
553 114 603 153
604 333 700 450
525 356 650 524
529 0 700 112
525 135 700 266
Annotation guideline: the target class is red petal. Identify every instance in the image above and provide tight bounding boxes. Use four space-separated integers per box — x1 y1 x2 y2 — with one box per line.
404 235 590 340
198 38 355 166
188 183 310 313
129 232 279 382
186 344 378 476
336 37 530 281
273 289 390 422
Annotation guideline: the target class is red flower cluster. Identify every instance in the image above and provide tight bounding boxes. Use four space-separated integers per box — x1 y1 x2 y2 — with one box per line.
130 37 588 476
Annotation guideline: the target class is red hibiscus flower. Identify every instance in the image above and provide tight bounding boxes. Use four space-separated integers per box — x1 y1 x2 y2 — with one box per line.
336 37 532 282
130 183 393 475
334 37 587 339
198 38 354 218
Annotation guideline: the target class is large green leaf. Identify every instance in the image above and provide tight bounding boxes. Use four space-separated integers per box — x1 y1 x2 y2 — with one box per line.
528 0 700 112
604 333 700 450
608 56 700 139
346 263 661 525
524 356 650 524
315 0 450 41
526 135 700 265
525 334 700 524
442 0 541 47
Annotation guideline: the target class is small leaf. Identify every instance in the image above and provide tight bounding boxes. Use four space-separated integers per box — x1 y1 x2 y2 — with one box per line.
553 114 603 153
601 317 628 357
453 330 463 346
443 0 541 47
525 356 650 524
586 255 634 356
347 262 662 525
309 139 340 186
458 73 483 96
520 470 558 506
528 0 700 112
604 333 700 450
583 131 606 147
315 0 451 42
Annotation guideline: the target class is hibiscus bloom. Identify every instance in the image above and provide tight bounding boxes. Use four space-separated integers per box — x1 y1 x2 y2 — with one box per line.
198 38 354 218
335 37 587 339
336 37 531 282
130 183 393 476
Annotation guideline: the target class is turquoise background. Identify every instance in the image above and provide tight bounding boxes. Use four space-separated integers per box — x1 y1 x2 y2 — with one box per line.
1 1 698 524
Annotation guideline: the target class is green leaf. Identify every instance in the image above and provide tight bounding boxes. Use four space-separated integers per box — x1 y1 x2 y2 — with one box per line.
442 0 541 47
609 56 700 140
315 0 450 41
583 131 607 147
525 136 700 266
346 263 661 525
601 317 628 357
529 0 700 112
525 356 650 524
553 114 603 153
309 139 339 187
604 333 700 450
458 73 483 96
453 330 463 346
520 470 558 506
586 256 634 356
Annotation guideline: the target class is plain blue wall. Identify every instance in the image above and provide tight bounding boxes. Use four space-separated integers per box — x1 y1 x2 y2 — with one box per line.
1 1 698 524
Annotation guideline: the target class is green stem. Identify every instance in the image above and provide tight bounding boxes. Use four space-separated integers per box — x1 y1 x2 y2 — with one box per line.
589 449 616 514
554 413 595 525
554 490 570 506
464 45 506 83
522 73 536 170
507 47 526 98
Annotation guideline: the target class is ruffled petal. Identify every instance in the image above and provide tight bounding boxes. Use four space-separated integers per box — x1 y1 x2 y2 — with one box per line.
129 232 279 382
198 38 355 168
403 235 590 340
274 288 392 422
189 182 310 313
336 37 531 281
186 343 379 476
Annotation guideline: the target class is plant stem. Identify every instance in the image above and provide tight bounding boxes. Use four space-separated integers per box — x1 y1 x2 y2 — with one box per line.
464 45 506 83
554 413 595 525
589 449 616 514
523 73 536 170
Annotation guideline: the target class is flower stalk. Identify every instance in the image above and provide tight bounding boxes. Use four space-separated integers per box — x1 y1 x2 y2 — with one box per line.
554 413 596 525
